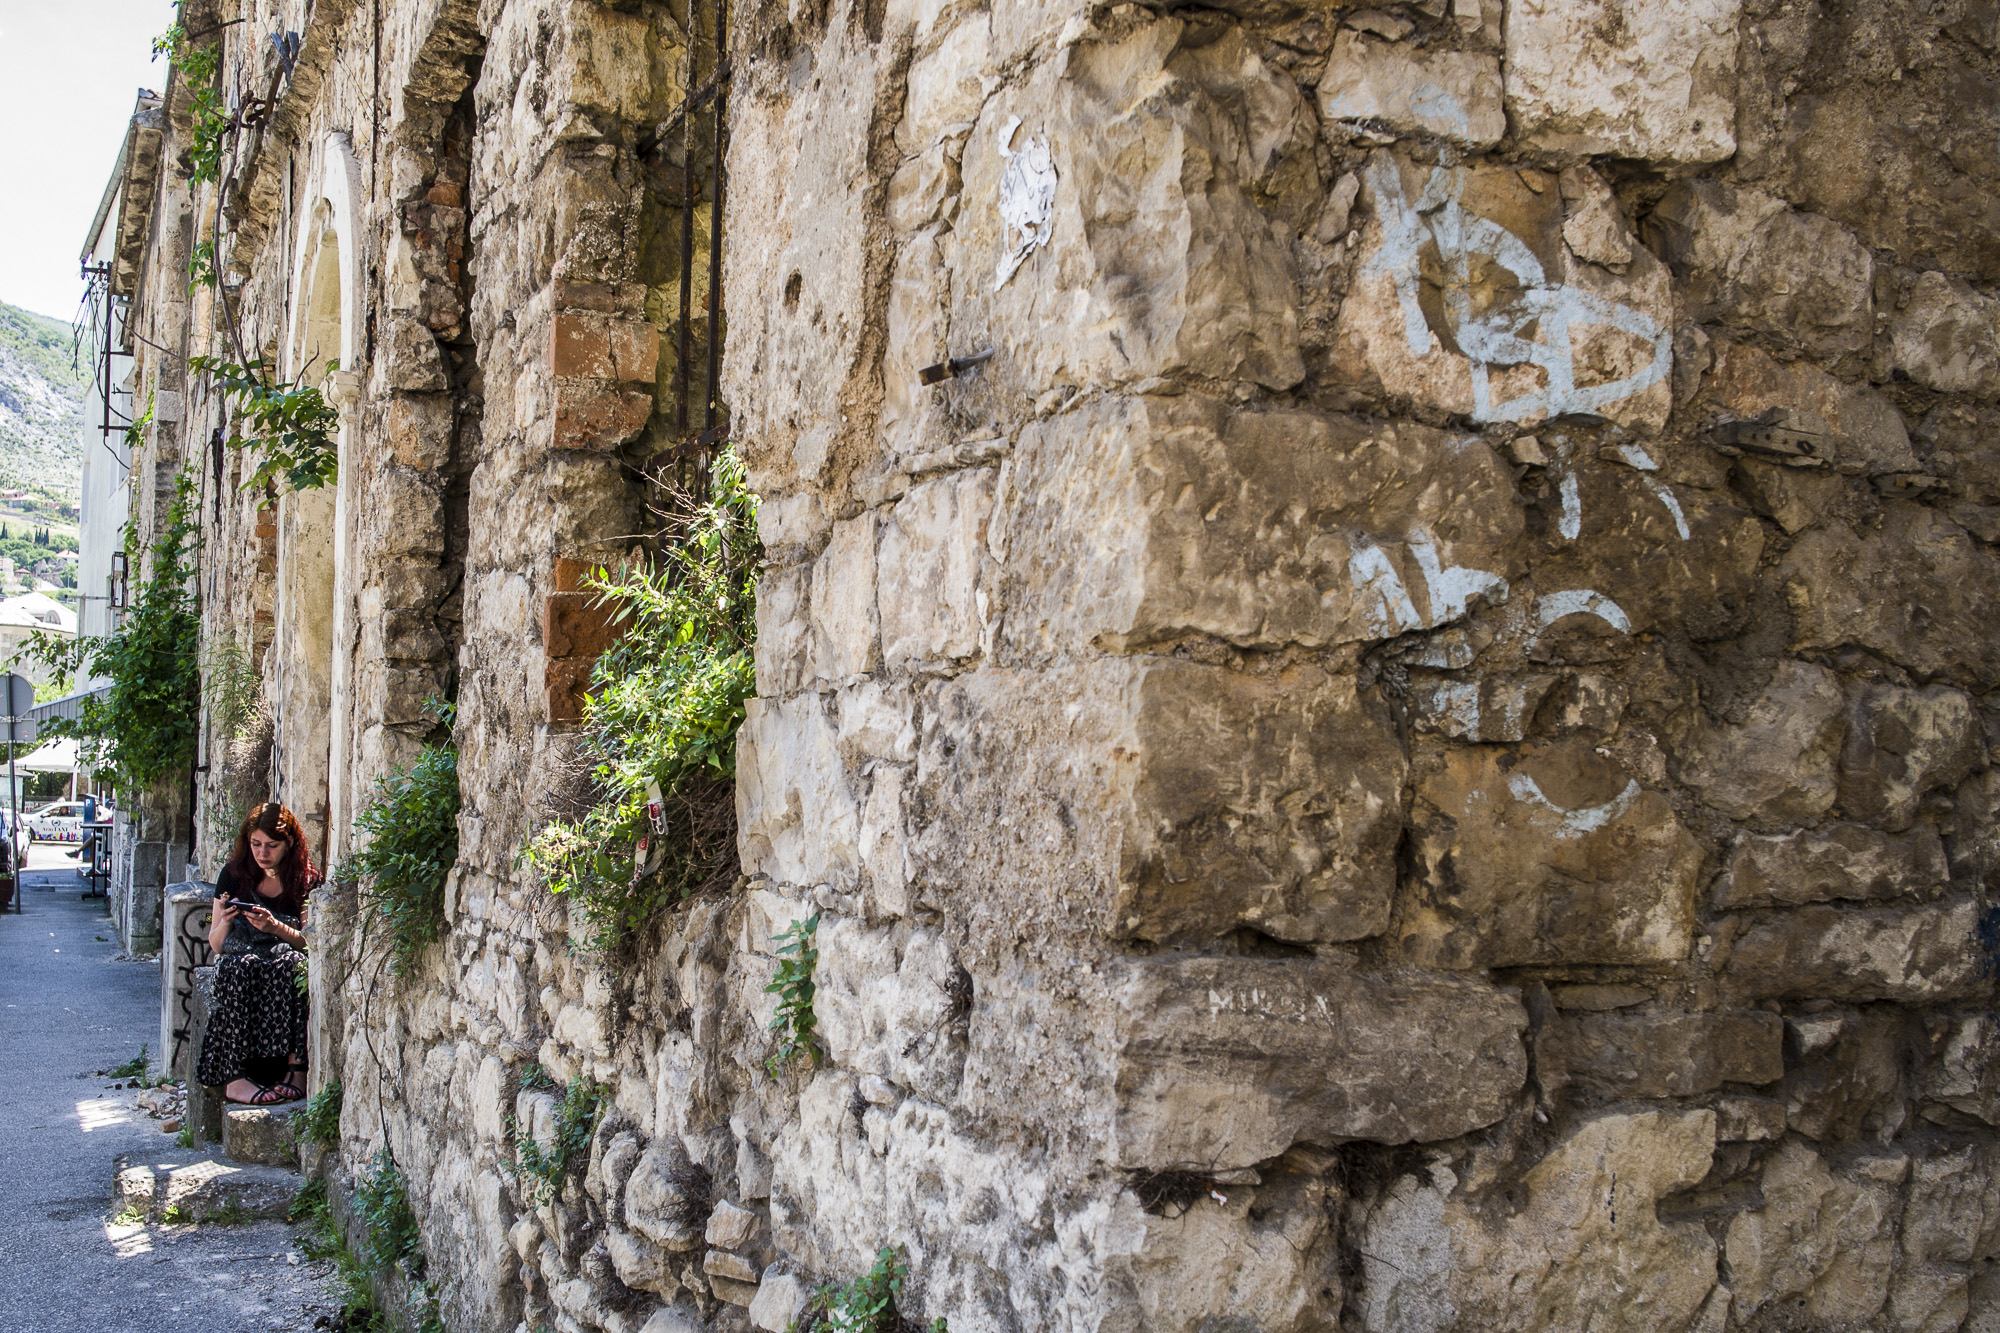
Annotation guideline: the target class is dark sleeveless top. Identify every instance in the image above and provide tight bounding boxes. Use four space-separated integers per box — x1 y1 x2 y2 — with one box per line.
214 864 303 960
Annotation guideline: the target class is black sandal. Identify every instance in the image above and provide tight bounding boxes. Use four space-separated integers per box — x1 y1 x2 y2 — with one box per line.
245 1081 302 1106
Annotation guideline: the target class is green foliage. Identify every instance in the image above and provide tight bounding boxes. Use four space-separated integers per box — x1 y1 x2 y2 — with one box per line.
156 24 227 186
764 914 821 1078
107 1046 150 1079
510 1074 603 1206
295 1079 343 1149
517 1062 556 1091
292 1177 385 1330
14 472 199 787
792 1246 947 1333
355 1149 424 1277
174 1122 196 1149
522 450 759 955
188 355 340 499
188 238 218 292
343 731 461 977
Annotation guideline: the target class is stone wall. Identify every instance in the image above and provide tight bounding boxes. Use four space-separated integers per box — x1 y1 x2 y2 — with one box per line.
119 0 2000 1330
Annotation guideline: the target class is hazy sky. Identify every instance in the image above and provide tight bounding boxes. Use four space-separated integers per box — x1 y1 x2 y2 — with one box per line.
0 1 171 324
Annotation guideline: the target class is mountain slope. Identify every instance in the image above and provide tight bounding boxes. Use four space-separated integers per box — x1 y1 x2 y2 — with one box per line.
0 300 87 501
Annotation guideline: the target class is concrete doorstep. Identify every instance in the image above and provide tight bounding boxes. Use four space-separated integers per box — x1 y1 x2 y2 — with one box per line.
224 1097 305 1167
114 1148 302 1223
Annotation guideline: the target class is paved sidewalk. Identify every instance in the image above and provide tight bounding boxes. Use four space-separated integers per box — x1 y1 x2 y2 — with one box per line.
0 852 345 1333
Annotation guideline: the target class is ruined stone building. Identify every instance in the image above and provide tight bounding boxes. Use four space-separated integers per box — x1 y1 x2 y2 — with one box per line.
92 0 2000 1327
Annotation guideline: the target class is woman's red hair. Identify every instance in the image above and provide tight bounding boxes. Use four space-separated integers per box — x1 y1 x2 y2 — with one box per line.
224 801 318 916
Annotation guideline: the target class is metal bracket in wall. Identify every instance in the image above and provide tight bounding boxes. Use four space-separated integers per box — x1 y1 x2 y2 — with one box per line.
919 348 996 386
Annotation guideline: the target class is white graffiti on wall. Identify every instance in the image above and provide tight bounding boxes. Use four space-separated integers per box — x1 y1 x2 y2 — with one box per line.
1349 524 1509 639
1362 155 1673 424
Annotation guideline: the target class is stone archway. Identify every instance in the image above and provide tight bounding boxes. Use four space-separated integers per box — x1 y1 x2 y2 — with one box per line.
272 132 362 869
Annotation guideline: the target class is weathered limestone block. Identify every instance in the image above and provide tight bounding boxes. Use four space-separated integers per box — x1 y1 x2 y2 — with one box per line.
1336 152 1675 428
876 469 993 667
767 1081 1053 1329
1678 659 1846 824
1723 897 1987 1003
1405 742 1702 969
623 1138 708 1251
748 1271 809 1332
949 21 1309 394
1541 1009 1784 1099
385 316 448 391
1716 824 1949 909
915 658 1405 946
737 693 860 889
1111 956 1527 1168
1505 0 1739 164
1558 166 1634 269
1359 1111 1720 1333
1697 337 1918 476
1781 505 2000 689
1838 682 1984 830
1892 272 2000 400
813 919 961 1099
808 514 879 682
1091 1165 1339 1333
1001 393 1520 655
1781 1008 1910 1142
385 393 454 468
1724 1140 1906 1325
1650 179 1874 359
1925 1014 2000 1124
896 12 994 153
1316 31 1504 147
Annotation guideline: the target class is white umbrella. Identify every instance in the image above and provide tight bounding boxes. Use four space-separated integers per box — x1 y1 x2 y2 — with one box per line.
10 738 77 773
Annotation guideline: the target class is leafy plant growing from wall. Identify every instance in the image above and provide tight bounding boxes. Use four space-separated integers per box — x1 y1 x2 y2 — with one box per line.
293 1078 343 1150
791 1246 947 1332
15 471 200 787
188 354 340 498
153 21 227 186
341 701 461 977
510 1073 603 1206
522 449 759 956
765 913 821 1077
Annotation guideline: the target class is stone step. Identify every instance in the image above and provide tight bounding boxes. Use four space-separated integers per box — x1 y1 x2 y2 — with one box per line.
115 1149 302 1223
224 1099 304 1167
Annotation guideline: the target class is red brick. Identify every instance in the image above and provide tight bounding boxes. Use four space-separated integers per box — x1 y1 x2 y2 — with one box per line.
425 181 463 207
551 312 613 378
551 557 598 593
553 382 655 450
609 319 660 383
545 657 594 724
543 592 627 659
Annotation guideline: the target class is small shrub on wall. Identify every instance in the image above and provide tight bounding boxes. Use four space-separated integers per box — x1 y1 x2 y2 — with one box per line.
343 700 462 976
523 449 759 957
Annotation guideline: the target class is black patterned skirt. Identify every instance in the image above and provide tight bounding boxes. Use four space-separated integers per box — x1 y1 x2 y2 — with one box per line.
195 948 310 1087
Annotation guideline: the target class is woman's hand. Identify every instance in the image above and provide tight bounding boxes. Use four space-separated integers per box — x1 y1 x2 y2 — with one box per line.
241 901 304 948
208 897 236 951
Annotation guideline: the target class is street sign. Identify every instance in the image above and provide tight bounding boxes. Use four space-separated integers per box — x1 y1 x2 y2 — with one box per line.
0 673 33 719
1 720 32 745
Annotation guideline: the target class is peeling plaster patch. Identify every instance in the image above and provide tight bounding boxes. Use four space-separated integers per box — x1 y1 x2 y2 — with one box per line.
994 115 1057 291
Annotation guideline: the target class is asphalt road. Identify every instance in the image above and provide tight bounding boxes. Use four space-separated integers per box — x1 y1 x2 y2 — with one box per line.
0 844 345 1333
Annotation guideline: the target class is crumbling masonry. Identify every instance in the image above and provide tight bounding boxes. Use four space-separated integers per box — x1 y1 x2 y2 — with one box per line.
101 0 2000 1328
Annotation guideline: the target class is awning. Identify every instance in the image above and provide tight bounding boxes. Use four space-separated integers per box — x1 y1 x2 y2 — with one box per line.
6 739 78 773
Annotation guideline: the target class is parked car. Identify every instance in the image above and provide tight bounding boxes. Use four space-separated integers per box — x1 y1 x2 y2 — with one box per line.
28 801 88 843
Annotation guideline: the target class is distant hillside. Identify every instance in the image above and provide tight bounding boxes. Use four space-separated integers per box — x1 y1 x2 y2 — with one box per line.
0 301 86 503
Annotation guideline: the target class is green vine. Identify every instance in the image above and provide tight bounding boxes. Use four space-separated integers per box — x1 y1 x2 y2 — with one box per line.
764 914 821 1078
187 237 218 292
189 355 339 499
15 471 199 787
294 1079 342 1149
792 1246 947 1333
522 450 759 956
154 23 228 186
509 1074 603 1206
355 1149 423 1276
342 705 460 978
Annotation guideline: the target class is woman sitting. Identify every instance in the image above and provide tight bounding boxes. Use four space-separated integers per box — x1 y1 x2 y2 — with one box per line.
197 801 318 1105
